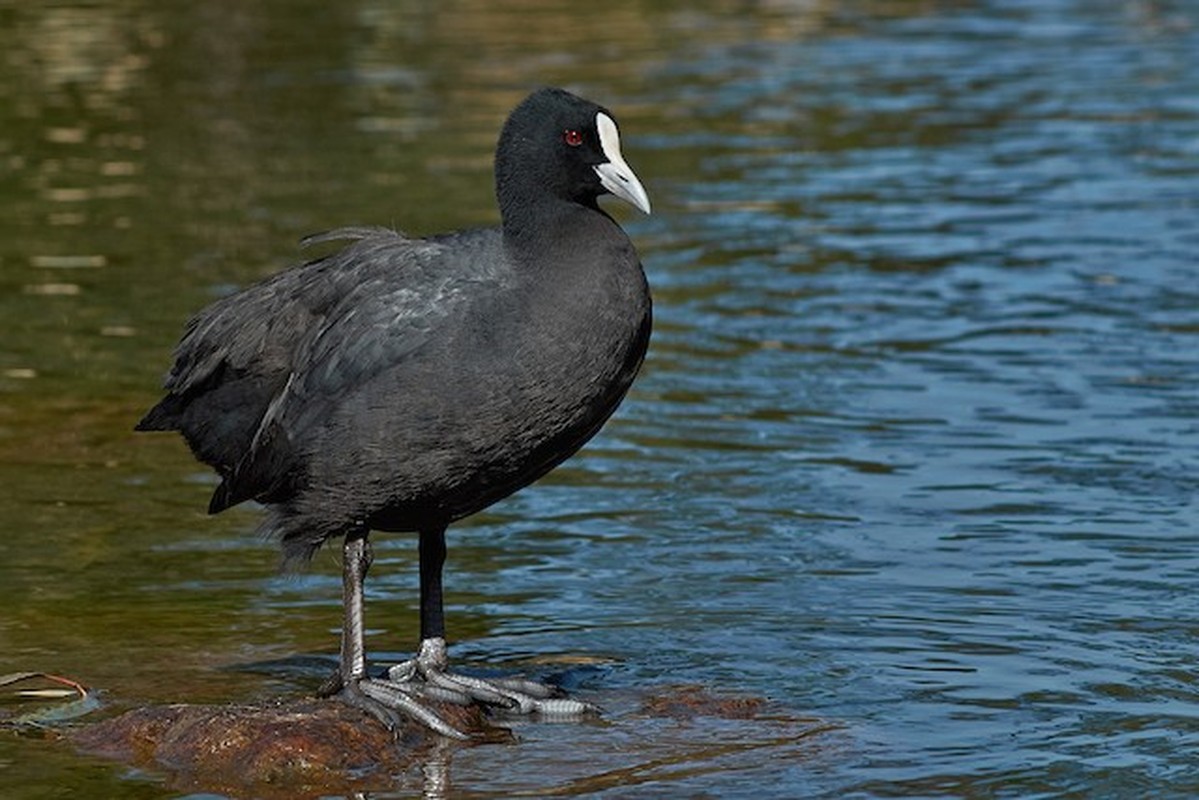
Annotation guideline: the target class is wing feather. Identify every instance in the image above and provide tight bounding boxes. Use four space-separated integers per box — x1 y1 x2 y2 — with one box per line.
214 231 500 509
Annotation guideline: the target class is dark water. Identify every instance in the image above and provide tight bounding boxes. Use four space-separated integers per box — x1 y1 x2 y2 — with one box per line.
3 0 1198 796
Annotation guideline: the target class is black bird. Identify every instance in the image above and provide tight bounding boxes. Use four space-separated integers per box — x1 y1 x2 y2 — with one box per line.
136 87 651 737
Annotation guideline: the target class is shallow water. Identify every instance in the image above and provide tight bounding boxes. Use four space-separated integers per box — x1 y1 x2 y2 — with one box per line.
2 0 1198 796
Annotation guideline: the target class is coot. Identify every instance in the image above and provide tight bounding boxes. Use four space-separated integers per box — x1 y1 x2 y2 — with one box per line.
137 87 652 737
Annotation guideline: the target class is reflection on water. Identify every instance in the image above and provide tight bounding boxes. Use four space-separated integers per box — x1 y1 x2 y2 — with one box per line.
2 0 1198 796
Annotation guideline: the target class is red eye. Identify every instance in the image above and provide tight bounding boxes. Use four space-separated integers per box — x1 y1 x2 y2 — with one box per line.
563 129 584 147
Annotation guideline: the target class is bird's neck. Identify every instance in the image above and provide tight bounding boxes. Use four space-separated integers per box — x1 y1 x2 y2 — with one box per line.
499 193 615 267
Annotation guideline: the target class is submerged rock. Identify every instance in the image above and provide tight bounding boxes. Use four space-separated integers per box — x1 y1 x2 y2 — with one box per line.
66 686 825 796
640 684 768 720
70 697 500 796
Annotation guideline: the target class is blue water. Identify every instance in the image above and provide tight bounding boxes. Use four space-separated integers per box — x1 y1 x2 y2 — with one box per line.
1 0 1197 796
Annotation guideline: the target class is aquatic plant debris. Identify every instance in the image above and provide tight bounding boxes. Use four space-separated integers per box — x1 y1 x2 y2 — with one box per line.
0 671 89 701
0 671 97 725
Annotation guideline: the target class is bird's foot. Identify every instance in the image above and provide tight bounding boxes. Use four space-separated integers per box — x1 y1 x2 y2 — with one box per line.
324 638 597 739
386 638 597 717
325 670 472 740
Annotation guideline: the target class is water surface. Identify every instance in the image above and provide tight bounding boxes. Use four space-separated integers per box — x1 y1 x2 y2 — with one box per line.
2 0 1198 796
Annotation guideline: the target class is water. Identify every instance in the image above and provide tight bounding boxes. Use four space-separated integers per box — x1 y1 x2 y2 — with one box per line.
2 0 1198 796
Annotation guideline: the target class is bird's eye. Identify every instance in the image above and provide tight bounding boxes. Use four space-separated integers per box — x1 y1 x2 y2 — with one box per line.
563 129 584 147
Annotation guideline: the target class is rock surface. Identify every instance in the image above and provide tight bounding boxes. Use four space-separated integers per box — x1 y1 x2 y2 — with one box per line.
70 696 498 797
66 686 812 797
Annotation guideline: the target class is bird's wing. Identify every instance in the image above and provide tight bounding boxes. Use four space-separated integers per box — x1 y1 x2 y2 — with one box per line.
213 230 500 509
160 228 400 399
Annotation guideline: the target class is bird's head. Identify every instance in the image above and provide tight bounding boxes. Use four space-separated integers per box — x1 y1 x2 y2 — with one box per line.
496 87 651 217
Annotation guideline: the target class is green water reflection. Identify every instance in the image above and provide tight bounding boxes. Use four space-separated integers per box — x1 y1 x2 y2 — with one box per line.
0 2 751 794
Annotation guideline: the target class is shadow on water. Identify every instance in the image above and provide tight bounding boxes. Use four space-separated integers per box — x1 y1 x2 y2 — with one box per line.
3 0 1199 796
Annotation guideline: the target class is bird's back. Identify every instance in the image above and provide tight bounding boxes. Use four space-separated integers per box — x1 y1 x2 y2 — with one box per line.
261 210 651 558
139 216 649 554
136 227 467 510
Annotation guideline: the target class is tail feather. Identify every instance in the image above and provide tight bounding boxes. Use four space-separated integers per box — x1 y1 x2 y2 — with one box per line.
134 396 184 431
208 480 236 514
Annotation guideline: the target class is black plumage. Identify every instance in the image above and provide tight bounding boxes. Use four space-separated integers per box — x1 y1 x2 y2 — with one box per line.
137 87 652 736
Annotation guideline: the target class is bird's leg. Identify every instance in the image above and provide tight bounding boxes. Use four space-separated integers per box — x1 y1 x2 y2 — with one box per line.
420 520 448 643
316 528 372 695
326 526 596 738
341 529 371 683
380 527 599 720
324 529 469 738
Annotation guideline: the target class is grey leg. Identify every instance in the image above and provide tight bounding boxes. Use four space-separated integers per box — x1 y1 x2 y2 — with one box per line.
326 527 596 738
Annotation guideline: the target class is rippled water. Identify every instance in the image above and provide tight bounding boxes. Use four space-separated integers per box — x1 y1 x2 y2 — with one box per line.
2 0 1198 796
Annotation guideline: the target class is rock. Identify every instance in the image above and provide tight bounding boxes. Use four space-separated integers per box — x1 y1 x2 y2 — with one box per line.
70 697 500 797
640 684 767 720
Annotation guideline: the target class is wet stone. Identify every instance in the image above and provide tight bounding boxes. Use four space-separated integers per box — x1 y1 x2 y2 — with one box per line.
63 686 811 796
69 697 500 796
640 684 767 720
